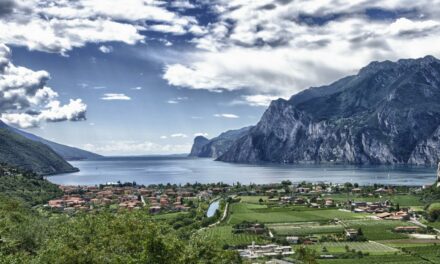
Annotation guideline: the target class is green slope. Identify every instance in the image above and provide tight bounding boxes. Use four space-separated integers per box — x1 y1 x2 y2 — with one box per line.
0 128 78 175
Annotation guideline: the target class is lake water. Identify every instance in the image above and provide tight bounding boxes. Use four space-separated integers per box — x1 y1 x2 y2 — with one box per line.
48 156 437 186
207 200 220 218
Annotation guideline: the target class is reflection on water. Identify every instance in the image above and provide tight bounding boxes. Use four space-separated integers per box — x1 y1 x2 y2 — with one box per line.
48 156 437 186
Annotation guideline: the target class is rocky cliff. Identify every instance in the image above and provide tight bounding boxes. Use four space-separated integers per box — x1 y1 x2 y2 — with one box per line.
217 56 440 165
189 126 252 158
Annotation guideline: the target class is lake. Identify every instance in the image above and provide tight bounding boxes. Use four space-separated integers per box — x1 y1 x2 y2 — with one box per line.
48 156 437 186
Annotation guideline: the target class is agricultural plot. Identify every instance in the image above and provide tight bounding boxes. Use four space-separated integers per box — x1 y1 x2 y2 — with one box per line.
344 219 414 240
198 225 268 247
403 245 440 263
326 194 423 207
307 241 398 254
269 223 344 236
238 196 267 204
317 254 430 264
227 203 366 225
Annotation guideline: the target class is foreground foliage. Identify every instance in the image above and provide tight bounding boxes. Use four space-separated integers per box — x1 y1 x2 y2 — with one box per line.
0 195 241 263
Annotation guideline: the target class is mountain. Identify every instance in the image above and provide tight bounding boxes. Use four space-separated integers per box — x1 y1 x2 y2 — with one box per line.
0 121 101 160
189 126 253 158
218 55 440 165
0 127 79 175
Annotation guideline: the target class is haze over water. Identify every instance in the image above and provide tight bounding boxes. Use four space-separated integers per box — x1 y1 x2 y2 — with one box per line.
47 156 437 186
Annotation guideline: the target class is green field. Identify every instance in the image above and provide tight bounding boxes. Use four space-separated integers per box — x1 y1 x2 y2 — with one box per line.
198 225 269 247
403 245 440 263
269 223 344 236
325 194 424 207
306 241 398 254
227 203 367 224
317 254 430 264
344 220 414 240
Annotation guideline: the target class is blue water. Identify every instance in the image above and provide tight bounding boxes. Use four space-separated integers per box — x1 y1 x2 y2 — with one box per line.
207 200 220 218
47 156 437 186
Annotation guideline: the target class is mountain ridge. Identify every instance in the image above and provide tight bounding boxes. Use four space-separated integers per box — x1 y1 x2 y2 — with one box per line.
0 120 102 160
213 55 440 165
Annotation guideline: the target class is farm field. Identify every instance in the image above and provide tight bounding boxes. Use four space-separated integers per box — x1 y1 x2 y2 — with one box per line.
198 225 269 247
403 245 440 263
305 241 398 254
343 219 415 240
317 254 431 264
325 194 424 207
269 222 344 236
227 202 367 225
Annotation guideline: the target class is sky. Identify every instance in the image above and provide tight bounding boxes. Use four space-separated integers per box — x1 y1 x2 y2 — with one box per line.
1 0 440 156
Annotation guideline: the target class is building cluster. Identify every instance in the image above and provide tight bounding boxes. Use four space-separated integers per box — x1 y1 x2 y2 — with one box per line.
46 185 221 213
238 243 294 259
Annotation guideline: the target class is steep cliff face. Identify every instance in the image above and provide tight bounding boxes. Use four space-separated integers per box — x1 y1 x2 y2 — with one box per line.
189 136 210 157
218 56 440 165
189 126 252 158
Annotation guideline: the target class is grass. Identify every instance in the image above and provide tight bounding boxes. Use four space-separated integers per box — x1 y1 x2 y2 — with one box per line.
227 203 367 225
269 223 344 236
343 219 417 240
326 194 424 207
402 245 440 262
306 241 398 254
238 196 267 204
317 254 430 264
198 225 269 247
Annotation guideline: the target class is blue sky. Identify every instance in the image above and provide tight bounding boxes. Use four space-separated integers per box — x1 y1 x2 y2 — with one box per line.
1 0 440 155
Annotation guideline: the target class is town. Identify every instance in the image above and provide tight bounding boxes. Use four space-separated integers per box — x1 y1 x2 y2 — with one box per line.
43 180 440 263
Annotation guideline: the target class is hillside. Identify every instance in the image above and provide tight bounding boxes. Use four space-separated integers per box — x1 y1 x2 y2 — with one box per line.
217 56 440 165
0 121 101 160
0 128 78 175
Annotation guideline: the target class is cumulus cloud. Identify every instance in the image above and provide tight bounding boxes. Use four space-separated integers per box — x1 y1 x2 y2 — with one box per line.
214 113 239 119
0 0 204 54
101 93 131 100
83 140 191 155
99 45 113 53
163 0 440 96
0 44 87 128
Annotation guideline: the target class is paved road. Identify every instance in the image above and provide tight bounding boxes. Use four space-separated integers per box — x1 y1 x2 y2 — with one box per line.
410 217 440 233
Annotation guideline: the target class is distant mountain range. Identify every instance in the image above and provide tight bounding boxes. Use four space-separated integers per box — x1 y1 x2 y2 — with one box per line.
192 55 440 166
0 120 101 174
7 125 102 161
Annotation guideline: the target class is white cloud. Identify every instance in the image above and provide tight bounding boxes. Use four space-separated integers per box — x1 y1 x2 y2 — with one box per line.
131 86 142 90
194 132 208 137
99 45 113 53
166 96 188 104
214 113 239 119
160 135 168 139
83 140 191 155
170 133 188 138
0 44 87 128
0 0 204 53
232 94 280 107
162 0 440 96
101 93 131 100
